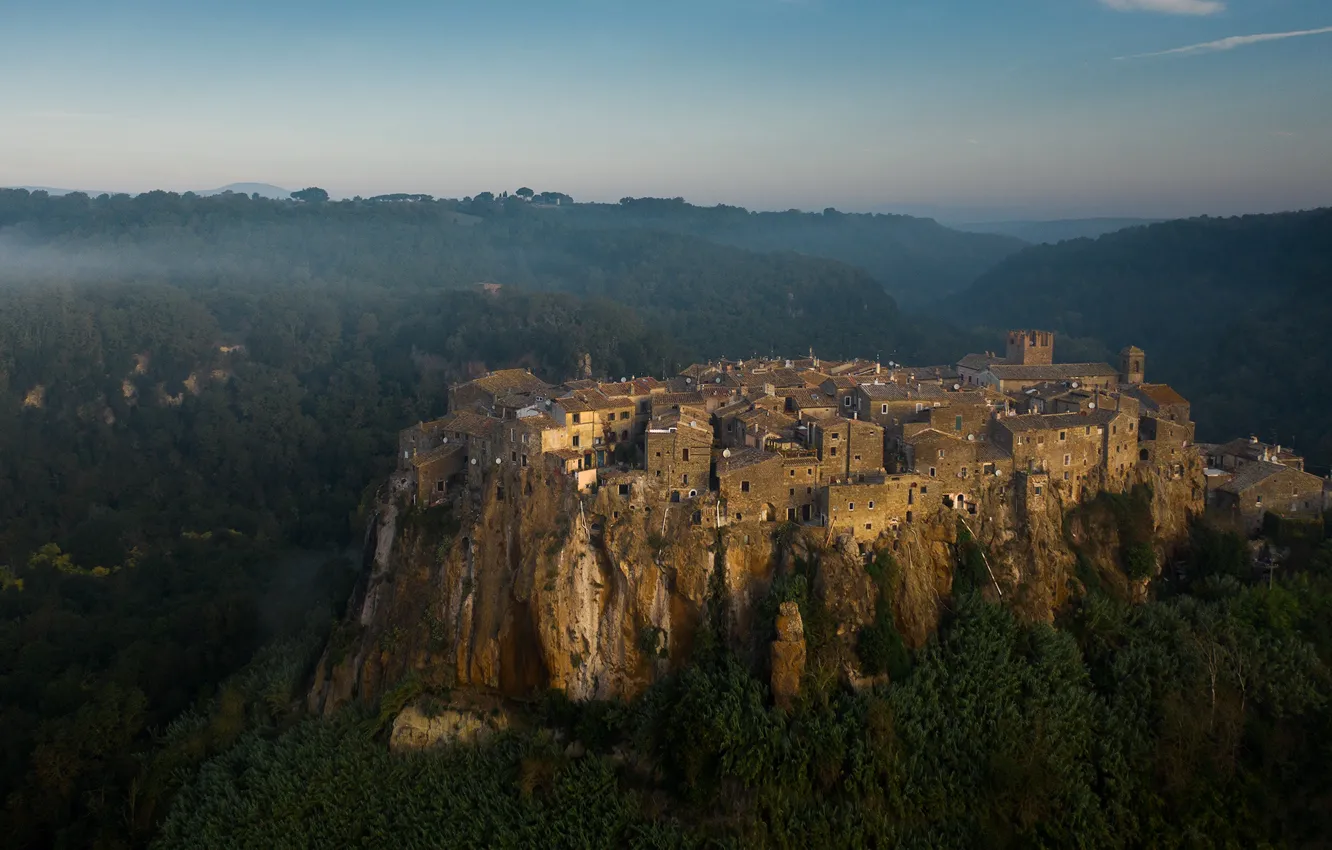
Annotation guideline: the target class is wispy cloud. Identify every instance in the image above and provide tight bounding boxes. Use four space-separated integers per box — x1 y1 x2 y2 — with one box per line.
1118 26 1332 59
1100 0 1224 16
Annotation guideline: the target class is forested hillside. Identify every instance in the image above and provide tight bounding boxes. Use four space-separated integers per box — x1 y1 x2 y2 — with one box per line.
555 197 1026 306
945 209 1332 467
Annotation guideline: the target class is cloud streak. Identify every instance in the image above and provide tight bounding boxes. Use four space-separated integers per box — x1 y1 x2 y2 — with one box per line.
1100 0 1223 16
1118 25 1332 59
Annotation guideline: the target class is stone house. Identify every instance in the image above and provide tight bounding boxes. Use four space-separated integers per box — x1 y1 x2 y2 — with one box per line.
1124 383 1190 425
448 369 552 416
900 429 1013 511
1212 462 1326 533
645 413 714 501
993 409 1135 497
552 390 636 466
1137 415 1195 470
823 473 937 543
780 387 839 419
1206 437 1305 473
808 417 885 482
818 376 861 414
778 451 822 523
716 448 787 523
980 362 1120 393
409 443 466 506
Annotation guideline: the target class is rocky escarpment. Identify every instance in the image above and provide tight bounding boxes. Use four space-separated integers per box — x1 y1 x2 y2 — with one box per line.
308 457 1204 717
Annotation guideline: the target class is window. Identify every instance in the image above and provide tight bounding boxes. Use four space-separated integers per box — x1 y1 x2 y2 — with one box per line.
938 449 945 458
435 480 445 492
960 467 968 478
572 413 582 424
1034 485 1043 495
1064 471 1070 480
955 415 963 431
655 451 662 457
1112 425 1117 435
1059 430 1067 441
921 485 928 494
1016 436 1023 445
831 432 841 440
682 448 690 462
689 489 697 498
1255 495 1262 505
741 481 751 493
789 469 796 477
620 411 629 420
1129 422 1135 432
882 403 889 414
868 500 875 509
854 454 862 462
830 447 838 457
843 396 852 407
573 435 581 447
1064 454 1071 465
618 483 630 495
522 454 528 468
915 403 924 413
807 487 813 495
789 488 795 496
865 524 872 531
848 502 855 511
511 451 517 462
983 463 994 474
1037 436 1045 444
1085 426 1091 435
681 474 689 485
807 468 813 476
929 467 936 477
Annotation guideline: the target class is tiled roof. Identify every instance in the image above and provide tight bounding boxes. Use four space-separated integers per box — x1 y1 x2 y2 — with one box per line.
957 353 1004 371
999 409 1122 432
653 391 706 407
410 443 465 469
468 369 552 395
516 412 562 430
716 447 780 475
1218 461 1288 494
820 375 858 389
1135 383 1190 407
986 363 1119 381
439 410 503 439
556 390 634 412
781 388 837 408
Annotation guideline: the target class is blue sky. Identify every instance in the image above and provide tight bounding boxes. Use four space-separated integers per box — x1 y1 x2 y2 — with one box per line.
1 0 1329 219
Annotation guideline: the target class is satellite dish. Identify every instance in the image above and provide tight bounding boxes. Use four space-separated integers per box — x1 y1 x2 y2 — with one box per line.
953 383 961 391
967 434 975 441
715 377 722 383
722 448 732 458
686 378 693 384
1088 402 1097 409
470 458 477 465
1071 381 1080 389
495 457 502 464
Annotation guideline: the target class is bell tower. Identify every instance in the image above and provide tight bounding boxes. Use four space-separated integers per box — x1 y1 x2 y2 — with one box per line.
1119 346 1145 385
1005 330 1054 365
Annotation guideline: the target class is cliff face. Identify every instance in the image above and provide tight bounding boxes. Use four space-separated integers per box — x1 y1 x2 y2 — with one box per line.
308 456 1204 714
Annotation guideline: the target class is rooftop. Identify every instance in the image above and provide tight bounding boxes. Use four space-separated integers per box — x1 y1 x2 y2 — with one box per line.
986 362 1120 381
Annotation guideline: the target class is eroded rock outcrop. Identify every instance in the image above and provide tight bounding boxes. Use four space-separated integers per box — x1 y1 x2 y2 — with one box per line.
308 455 1204 715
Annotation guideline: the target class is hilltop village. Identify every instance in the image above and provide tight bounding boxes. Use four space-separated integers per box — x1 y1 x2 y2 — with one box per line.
398 330 1329 545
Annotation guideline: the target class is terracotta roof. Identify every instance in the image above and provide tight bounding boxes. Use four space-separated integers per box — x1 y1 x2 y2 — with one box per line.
1218 461 1289 494
653 391 706 408
516 412 562 431
439 410 503 439
999 409 1122 432
411 443 465 469
1134 383 1190 407
986 363 1119 381
781 388 837 409
716 447 780 475
556 390 634 412
820 375 858 389
957 353 1004 371
467 369 552 396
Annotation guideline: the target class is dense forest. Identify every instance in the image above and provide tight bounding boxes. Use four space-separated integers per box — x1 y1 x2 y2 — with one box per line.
945 209 1332 469
550 197 1025 307
2 187 1331 847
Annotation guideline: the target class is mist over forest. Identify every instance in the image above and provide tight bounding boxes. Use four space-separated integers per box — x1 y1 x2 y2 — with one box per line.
3 186 1332 847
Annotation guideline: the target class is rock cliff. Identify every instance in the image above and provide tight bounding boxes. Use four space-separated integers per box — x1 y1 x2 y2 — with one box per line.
308 456 1204 715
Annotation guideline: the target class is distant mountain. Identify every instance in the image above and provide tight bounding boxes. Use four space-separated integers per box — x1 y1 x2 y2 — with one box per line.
553 198 1027 308
951 218 1161 244
945 209 1332 465
193 183 291 199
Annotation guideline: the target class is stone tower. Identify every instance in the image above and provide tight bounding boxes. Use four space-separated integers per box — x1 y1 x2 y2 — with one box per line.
1119 346 1145 385
1005 330 1054 365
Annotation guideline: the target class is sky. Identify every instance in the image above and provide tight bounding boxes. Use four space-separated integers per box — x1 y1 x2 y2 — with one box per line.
1 0 1329 220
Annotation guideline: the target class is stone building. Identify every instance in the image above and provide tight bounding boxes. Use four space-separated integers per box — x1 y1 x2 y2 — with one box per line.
448 369 552 416
408 444 466 506
1119 346 1146 385
1006 329 1054 366
552 390 636 467
716 448 788 523
645 412 714 501
1205 437 1304 473
1211 462 1326 533
809 417 885 482
993 409 1135 496
823 473 937 543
